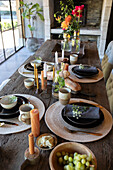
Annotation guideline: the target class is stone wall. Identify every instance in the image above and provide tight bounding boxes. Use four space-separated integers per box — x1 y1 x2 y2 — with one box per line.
54 0 103 28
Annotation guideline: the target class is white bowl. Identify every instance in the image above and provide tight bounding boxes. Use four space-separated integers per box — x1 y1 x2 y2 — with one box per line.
0 95 17 109
24 78 34 89
30 60 41 67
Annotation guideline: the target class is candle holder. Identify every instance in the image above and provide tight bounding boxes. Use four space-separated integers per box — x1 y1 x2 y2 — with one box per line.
24 147 40 165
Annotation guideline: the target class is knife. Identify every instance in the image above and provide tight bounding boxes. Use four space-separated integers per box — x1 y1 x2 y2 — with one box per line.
0 121 18 126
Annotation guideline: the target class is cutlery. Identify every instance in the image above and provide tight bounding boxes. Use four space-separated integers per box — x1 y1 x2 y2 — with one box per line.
0 121 18 126
22 72 34 74
64 127 102 136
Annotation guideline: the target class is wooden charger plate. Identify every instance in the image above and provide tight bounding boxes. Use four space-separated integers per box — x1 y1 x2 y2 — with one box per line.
45 98 112 143
69 65 103 83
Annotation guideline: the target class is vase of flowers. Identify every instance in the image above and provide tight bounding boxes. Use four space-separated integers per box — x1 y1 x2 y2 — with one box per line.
54 1 84 53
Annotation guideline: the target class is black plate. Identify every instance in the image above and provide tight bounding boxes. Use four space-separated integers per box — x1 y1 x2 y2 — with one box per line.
0 95 30 119
72 65 99 78
24 62 44 73
61 102 104 128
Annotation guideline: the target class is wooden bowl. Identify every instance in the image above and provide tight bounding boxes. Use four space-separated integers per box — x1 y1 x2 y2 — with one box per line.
49 142 97 170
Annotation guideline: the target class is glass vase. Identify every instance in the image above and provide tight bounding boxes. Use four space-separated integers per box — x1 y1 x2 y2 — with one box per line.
61 39 72 52
72 30 81 54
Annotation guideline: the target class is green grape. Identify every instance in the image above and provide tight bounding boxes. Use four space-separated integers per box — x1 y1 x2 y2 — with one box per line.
73 160 78 165
62 151 66 156
76 155 81 161
81 158 86 164
76 162 82 169
86 156 92 162
64 155 69 161
69 157 73 162
69 163 73 167
66 152 69 156
66 165 73 170
86 161 90 167
58 157 63 164
80 164 85 170
74 152 78 157
80 154 87 159
56 152 61 157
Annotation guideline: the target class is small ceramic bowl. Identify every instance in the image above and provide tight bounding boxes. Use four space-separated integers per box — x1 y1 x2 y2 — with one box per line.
0 95 17 109
36 133 57 151
49 142 97 170
24 78 34 89
30 60 41 67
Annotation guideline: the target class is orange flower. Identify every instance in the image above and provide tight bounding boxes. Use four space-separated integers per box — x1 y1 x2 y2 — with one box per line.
61 21 69 30
65 15 72 22
55 16 61 23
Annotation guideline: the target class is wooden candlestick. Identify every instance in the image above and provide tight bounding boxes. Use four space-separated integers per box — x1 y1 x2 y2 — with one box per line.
28 133 34 155
24 147 40 165
30 109 40 137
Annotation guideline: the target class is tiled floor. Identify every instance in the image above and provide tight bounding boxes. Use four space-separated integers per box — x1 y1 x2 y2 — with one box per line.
0 47 34 84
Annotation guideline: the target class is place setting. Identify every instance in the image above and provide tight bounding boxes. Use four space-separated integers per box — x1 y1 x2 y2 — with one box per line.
45 87 112 143
69 64 104 83
18 57 54 80
0 94 45 134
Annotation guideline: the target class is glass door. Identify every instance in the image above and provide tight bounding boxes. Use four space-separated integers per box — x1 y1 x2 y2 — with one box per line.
0 0 24 64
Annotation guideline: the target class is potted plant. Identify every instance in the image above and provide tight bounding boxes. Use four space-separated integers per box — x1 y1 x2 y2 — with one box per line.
19 1 44 52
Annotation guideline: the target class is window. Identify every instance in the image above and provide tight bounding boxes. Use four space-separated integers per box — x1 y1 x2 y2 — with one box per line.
0 0 24 64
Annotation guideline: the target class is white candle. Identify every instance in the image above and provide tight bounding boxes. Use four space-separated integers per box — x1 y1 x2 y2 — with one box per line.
44 62 47 78
62 49 64 59
55 51 58 64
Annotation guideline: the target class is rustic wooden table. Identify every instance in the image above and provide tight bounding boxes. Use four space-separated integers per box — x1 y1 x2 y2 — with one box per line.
0 40 113 170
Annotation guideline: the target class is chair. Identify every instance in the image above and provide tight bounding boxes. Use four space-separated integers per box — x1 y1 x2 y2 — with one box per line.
106 70 113 114
0 79 10 91
101 41 113 83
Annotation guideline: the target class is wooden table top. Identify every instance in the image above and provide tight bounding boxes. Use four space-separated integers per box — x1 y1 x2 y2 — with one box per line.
0 40 113 170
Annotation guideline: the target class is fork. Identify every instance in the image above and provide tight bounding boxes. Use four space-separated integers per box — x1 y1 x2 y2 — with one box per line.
64 127 102 136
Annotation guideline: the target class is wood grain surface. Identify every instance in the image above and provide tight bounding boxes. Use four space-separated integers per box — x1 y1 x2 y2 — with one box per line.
0 40 113 170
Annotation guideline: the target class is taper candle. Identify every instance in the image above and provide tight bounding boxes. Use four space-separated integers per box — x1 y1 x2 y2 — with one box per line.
28 133 34 155
44 62 47 78
30 109 40 137
41 70 44 90
62 49 64 60
36 68 39 89
64 63 69 71
53 66 55 81
34 64 36 83
55 51 58 64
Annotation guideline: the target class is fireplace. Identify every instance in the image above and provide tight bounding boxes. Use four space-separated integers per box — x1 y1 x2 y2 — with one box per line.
43 0 113 59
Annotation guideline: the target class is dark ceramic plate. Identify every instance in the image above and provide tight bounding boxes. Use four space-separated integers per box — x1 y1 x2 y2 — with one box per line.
72 65 99 78
0 95 30 119
24 62 44 73
61 102 104 128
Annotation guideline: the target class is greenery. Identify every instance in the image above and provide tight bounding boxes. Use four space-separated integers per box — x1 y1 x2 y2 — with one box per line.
19 1 44 38
0 21 18 31
54 0 74 24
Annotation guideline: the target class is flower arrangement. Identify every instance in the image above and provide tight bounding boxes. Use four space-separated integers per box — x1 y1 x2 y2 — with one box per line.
55 2 84 37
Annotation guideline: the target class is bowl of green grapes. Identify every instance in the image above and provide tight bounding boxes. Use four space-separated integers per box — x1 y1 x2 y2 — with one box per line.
49 142 97 170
